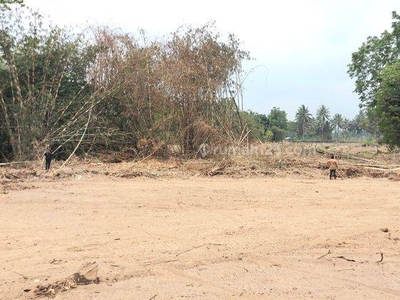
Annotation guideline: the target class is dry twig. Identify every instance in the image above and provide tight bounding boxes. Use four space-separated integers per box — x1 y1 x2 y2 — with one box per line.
317 250 331 259
335 255 356 262
376 252 384 263
14 271 28 280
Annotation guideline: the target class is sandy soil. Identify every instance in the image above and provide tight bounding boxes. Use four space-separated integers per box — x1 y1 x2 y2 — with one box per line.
1 168 400 299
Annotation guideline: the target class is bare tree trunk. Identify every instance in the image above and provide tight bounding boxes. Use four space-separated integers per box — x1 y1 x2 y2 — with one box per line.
1 34 24 157
0 90 16 156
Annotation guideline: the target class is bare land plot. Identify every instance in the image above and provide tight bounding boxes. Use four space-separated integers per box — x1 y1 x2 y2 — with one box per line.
1 172 400 299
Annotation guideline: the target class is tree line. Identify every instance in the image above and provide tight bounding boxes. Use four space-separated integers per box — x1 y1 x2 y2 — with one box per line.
240 105 379 143
0 3 399 163
0 5 250 161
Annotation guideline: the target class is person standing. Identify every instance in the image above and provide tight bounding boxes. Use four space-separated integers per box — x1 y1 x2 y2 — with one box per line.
44 149 53 170
327 154 338 180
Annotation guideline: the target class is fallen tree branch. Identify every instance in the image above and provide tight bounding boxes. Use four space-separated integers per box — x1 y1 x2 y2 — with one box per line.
316 148 371 162
365 167 400 171
355 164 400 170
60 96 94 169
0 161 31 166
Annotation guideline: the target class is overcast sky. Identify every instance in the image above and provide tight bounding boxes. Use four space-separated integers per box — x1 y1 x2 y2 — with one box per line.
24 0 400 120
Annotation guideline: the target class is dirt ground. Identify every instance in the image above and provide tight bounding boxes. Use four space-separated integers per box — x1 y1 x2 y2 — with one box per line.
1 144 400 299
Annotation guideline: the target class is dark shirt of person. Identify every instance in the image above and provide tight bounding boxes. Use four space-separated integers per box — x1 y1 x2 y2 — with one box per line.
44 151 53 170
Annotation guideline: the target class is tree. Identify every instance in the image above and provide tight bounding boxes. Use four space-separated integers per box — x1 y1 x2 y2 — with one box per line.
160 23 249 153
375 62 400 147
364 107 380 138
315 105 331 140
267 107 287 130
267 107 287 142
270 126 286 142
316 105 330 123
295 104 312 139
240 110 268 141
286 121 297 139
348 111 365 135
331 113 344 138
0 0 23 4
348 11 400 108
341 117 350 134
0 6 95 159
0 0 23 10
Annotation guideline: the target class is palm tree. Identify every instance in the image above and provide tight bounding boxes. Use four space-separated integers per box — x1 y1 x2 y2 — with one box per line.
316 105 330 123
295 105 312 140
316 105 331 140
341 117 350 134
331 113 344 139
349 111 366 136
